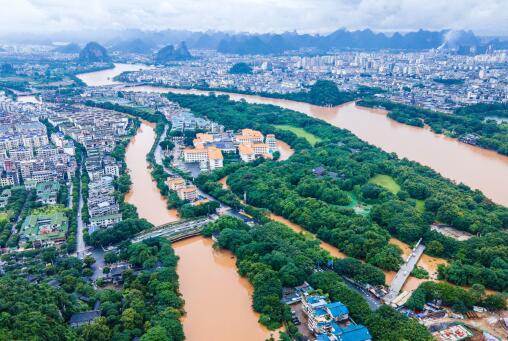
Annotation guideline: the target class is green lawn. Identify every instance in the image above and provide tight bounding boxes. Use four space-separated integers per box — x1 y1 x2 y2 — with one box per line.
369 174 400 194
273 125 321 146
415 200 425 214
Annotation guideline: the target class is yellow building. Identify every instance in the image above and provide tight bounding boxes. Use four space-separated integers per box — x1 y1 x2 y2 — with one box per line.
239 143 272 162
193 133 214 148
183 146 223 170
177 186 198 201
235 128 264 145
167 177 186 191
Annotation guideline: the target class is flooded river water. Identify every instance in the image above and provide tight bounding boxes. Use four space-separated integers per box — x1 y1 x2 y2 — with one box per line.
123 121 273 340
128 85 508 207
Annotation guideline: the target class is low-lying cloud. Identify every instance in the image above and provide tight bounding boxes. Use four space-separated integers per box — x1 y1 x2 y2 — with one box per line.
0 0 506 35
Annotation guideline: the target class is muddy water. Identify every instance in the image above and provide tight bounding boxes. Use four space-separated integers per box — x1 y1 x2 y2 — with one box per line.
76 63 154 87
389 238 448 280
124 121 272 341
174 237 275 341
125 121 179 224
127 85 508 207
276 139 294 161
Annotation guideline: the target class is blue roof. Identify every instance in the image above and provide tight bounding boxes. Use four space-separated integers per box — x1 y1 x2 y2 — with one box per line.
307 295 326 304
337 324 372 341
326 302 349 317
314 308 328 316
316 335 333 341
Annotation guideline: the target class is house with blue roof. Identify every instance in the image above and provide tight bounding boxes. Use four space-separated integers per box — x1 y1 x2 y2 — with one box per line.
302 295 350 334
302 295 371 341
316 322 372 341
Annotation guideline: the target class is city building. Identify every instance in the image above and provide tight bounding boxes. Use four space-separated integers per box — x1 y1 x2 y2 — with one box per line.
20 211 68 247
302 295 371 341
0 188 11 208
167 177 186 191
177 185 198 201
183 146 223 171
35 181 60 205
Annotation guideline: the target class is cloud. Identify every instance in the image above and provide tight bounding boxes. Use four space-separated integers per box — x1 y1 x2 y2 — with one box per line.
0 0 506 35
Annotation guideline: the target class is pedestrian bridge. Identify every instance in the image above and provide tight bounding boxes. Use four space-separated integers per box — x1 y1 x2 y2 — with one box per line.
131 217 212 244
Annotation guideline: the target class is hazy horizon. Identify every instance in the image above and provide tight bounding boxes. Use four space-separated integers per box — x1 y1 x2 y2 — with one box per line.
1 0 507 38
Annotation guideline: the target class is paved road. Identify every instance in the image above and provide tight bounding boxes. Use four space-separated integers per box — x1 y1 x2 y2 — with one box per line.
384 242 425 304
76 163 86 259
90 247 105 281
343 279 382 311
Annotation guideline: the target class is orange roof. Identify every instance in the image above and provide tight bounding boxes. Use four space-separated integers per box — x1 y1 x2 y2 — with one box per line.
193 133 214 147
238 144 254 155
207 146 223 160
167 177 185 186
240 128 263 139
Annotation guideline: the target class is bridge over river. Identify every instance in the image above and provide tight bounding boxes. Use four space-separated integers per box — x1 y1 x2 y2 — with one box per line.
131 217 213 244
383 239 426 306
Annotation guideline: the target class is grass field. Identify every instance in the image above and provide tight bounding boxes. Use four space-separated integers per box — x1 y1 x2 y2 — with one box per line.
273 125 322 146
369 174 401 194
415 200 425 214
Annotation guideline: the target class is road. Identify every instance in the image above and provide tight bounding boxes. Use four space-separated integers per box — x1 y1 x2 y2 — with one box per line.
384 241 425 305
76 163 86 259
343 278 382 311
90 247 105 281
154 125 228 210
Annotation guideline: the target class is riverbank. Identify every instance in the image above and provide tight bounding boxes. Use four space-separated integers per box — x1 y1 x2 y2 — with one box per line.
125 84 508 208
76 63 154 87
124 120 275 340
125 121 179 224
174 236 276 341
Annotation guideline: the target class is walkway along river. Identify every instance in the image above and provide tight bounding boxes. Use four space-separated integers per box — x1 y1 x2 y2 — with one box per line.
128 85 508 207
124 121 274 341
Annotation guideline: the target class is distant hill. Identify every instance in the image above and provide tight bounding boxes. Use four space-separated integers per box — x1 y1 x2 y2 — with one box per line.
155 42 192 64
111 38 156 54
215 29 481 55
229 62 252 74
78 42 111 63
54 43 81 54
0 47 6 52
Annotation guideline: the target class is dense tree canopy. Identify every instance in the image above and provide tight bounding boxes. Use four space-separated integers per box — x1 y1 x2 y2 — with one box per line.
167 92 508 291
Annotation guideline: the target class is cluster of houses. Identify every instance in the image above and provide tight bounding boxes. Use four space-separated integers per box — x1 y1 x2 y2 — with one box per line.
167 176 199 202
182 128 278 172
19 211 68 248
46 105 130 232
87 176 122 232
0 113 76 186
302 295 372 341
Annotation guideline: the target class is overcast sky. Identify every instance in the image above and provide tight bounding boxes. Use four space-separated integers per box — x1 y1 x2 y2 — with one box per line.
0 0 507 36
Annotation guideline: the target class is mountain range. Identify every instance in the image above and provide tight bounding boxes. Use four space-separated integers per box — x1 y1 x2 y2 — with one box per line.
123 28 491 55
10 28 505 56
